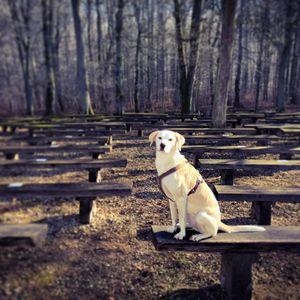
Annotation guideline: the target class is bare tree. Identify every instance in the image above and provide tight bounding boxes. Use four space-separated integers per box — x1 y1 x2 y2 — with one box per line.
212 0 237 127
8 0 34 115
133 2 142 113
42 0 56 115
275 0 296 112
71 0 94 114
115 0 124 115
173 0 202 114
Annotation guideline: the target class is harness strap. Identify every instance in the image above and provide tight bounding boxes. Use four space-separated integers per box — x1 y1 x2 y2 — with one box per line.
157 161 203 201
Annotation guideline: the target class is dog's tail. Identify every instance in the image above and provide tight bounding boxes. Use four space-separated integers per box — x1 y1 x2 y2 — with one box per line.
218 221 265 233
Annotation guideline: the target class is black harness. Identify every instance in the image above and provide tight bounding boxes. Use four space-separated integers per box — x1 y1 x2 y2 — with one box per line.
157 161 203 201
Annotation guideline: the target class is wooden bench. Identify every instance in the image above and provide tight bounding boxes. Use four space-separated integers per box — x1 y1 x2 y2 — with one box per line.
278 128 300 137
151 225 300 300
168 127 257 135
198 159 300 185
8 135 111 146
3 121 126 134
185 134 283 145
182 145 300 166
0 182 132 224
0 145 111 160
0 224 48 247
244 123 300 135
0 158 127 183
28 128 123 138
213 185 300 225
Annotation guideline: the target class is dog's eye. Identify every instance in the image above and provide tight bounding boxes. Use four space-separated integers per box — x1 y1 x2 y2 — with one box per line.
168 139 173 141
158 137 162 140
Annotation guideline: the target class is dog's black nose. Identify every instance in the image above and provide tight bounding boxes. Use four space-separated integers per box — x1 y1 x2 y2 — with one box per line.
160 143 166 150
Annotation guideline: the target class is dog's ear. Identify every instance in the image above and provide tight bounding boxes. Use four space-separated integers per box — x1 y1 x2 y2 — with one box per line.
175 132 185 151
149 131 159 146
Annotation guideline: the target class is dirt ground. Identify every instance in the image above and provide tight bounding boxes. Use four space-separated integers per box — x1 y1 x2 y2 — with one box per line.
0 132 299 300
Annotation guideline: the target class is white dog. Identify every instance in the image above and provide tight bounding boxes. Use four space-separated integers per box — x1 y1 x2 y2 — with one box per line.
149 130 265 241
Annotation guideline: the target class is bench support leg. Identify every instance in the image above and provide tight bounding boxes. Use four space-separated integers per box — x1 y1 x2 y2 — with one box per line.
89 168 102 183
5 152 19 160
221 252 257 300
78 198 96 224
279 153 292 160
220 170 234 185
251 201 272 225
138 129 143 137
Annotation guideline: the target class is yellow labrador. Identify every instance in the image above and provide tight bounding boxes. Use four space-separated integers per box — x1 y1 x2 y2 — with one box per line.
149 130 265 241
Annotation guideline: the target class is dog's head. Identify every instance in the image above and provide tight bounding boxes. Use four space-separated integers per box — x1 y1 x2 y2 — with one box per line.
149 130 185 153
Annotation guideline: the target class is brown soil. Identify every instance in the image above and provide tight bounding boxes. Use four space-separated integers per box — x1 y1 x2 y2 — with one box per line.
0 133 299 300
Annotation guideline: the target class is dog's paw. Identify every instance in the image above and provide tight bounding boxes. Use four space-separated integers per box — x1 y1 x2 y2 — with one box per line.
190 233 211 242
174 231 186 240
167 226 177 233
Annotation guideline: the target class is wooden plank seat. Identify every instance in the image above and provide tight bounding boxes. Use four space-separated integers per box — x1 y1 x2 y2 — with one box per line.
8 135 110 146
167 119 238 127
198 159 300 185
167 127 257 135
244 123 300 135
182 145 300 166
0 224 48 247
4 121 126 134
0 145 111 160
0 182 132 224
28 128 124 137
151 225 300 300
278 128 300 137
132 123 210 137
185 134 283 145
213 185 300 225
0 158 127 183
132 126 257 137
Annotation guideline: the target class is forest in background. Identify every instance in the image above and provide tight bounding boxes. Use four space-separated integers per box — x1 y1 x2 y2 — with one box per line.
0 0 299 119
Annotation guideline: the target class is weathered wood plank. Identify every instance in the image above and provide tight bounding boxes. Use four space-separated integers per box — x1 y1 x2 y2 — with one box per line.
185 135 282 144
183 145 300 156
0 158 127 170
0 182 133 198
162 128 257 135
279 128 300 137
198 159 300 170
0 145 111 155
151 225 300 252
9 135 109 144
214 185 300 202
0 224 48 247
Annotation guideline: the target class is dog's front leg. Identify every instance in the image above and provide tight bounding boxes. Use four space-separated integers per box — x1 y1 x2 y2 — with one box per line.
167 200 178 233
174 197 187 240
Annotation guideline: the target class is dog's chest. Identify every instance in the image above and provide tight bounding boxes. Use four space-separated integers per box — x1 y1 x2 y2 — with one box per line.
160 173 183 200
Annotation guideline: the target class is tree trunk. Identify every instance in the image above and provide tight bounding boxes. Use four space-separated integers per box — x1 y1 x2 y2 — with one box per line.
53 2 64 113
133 3 141 113
186 0 202 113
212 0 237 128
289 5 300 105
276 0 294 112
8 1 34 116
115 0 124 115
71 0 94 115
42 0 56 115
146 0 154 110
174 0 202 115
234 0 243 110
95 0 105 112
